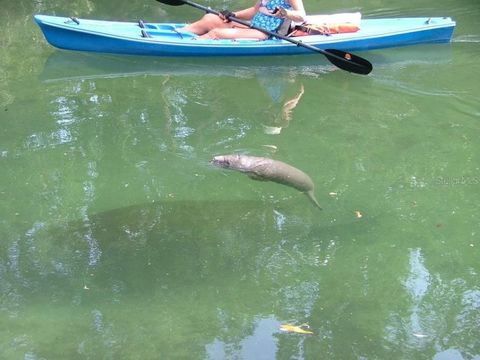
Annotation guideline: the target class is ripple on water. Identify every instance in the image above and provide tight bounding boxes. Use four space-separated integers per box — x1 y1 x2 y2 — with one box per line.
453 35 480 43
0 89 15 107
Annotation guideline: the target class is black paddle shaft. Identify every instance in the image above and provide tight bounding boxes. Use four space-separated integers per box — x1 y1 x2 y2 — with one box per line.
156 0 372 75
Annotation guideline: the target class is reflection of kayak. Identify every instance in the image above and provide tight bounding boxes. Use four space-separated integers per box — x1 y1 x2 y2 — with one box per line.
39 45 453 83
39 51 333 82
34 14 455 57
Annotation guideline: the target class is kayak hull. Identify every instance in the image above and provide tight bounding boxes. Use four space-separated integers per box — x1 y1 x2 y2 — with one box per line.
34 15 456 57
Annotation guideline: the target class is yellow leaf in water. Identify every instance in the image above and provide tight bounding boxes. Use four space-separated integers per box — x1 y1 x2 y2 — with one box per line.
280 324 314 335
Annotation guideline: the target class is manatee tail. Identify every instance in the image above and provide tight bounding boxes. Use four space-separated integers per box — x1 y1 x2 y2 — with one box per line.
306 191 322 210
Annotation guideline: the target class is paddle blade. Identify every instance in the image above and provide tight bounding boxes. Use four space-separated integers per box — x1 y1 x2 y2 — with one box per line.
156 0 186 6
324 49 372 75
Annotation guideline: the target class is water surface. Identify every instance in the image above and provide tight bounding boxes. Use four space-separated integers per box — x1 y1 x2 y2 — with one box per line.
1 0 479 359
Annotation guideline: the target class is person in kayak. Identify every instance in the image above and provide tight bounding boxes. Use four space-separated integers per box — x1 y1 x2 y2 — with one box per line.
179 0 306 39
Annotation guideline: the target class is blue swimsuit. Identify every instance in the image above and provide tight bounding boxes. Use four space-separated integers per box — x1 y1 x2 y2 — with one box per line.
251 0 293 32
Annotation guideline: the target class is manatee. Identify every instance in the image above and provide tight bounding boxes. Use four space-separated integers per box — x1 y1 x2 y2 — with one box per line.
211 154 322 210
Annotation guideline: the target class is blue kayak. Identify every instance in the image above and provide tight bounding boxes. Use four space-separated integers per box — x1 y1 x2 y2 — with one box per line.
34 14 455 57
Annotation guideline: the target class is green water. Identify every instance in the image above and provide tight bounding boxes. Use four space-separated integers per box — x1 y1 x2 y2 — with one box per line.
1 0 479 359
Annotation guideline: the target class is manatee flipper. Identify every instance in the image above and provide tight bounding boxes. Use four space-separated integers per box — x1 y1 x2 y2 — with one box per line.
306 190 322 210
247 173 268 181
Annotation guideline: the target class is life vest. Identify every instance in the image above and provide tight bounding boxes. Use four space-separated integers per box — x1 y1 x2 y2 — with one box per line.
289 12 361 36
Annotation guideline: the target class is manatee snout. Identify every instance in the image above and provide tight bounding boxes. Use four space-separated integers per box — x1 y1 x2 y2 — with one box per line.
211 155 238 169
210 155 226 166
